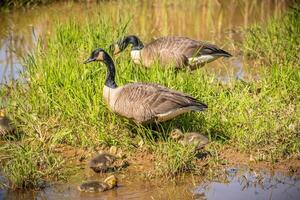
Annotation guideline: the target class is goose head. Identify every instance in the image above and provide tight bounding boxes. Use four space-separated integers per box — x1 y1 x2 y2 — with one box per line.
83 48 107 64
84 48 117 88
109 35 144 55
109 42 123 55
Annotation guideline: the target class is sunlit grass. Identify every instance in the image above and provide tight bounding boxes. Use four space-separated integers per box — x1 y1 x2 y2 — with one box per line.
154 141 197 177
243 7 300 66
0 5 299 189
0 138 67 189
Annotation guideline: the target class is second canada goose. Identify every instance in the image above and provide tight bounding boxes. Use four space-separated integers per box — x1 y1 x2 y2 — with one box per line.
110 35 232 69
84 48 207 124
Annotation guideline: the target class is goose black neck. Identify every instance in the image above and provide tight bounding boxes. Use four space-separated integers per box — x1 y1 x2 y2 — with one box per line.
124 35 144 50
103 53 117 89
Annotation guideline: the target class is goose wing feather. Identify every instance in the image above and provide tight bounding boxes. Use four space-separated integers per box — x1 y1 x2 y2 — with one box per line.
145 36 231 59
113 83 207 123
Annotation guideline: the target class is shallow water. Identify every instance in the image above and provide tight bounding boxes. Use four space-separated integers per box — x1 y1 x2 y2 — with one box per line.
1 168 300 200
0 0 293 84
194 169 300 200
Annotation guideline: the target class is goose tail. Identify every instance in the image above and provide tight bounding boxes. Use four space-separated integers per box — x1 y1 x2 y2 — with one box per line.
213 48 232 58
188 102 208 112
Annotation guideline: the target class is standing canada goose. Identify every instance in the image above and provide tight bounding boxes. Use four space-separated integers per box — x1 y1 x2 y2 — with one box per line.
110 35 232 69
84 48 207 124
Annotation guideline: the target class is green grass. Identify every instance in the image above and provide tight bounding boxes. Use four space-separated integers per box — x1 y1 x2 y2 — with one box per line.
1 6 300 189
243 6 300 66
154 141 197 177
0 139 67 189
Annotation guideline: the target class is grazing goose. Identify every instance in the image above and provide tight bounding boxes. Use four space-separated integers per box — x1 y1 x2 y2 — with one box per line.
84 48 207 124
110 35 232 69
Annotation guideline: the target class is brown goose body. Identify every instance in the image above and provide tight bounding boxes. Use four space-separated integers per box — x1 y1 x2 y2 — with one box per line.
84 48 207 124
114 36 232 69
103 83 207 124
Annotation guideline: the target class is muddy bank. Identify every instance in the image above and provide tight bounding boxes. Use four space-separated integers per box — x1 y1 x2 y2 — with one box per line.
1 139 300 199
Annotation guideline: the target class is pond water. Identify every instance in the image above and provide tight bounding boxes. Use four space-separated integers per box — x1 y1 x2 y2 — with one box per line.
1 168 300 200
0 0 293 84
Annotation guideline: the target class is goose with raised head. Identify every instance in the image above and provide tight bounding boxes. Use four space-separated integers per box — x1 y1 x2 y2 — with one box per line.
84 48 207 124
110 35 232 69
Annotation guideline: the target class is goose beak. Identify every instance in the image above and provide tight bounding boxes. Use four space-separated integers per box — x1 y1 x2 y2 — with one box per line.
83 57 96 64
114 47 121 55
111 44 121 55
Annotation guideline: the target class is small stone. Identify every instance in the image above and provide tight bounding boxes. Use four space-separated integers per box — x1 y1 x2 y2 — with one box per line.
138 139 144 147
116 149 124 158
249 155 255 162
109 146 118 155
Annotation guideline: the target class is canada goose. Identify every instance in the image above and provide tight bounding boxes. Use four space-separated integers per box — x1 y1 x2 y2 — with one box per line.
110 35 232 69
84 48 207 124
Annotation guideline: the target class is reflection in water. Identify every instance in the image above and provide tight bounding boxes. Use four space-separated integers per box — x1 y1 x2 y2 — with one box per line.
0 0 293 84
1 169 300 200
194 169 300 200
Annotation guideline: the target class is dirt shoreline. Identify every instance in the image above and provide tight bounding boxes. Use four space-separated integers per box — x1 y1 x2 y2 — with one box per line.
54 143 300 181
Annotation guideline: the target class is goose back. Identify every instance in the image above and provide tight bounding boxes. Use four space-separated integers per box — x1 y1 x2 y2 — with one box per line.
109 83 207 123
141 36 230 68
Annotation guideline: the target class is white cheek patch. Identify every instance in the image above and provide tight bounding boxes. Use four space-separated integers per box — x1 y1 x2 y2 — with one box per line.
97 52 104 60
130 50 141 64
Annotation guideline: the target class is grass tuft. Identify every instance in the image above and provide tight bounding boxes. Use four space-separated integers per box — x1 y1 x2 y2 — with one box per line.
243 6 300 65
155 142 197 177
0 139 67 190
